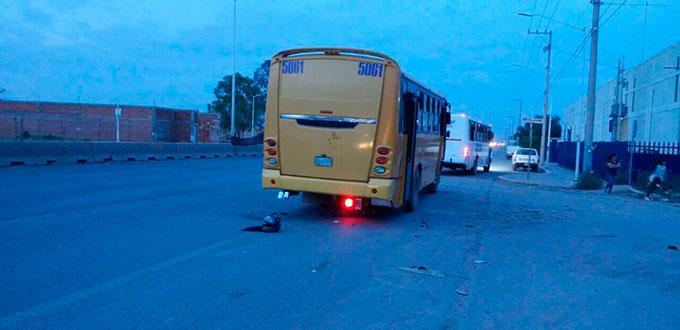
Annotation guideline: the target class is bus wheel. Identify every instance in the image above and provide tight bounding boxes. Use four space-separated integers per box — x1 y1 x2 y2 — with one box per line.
483 164 490 172
425 181 438 193
405 170 421 212
469 159 478 175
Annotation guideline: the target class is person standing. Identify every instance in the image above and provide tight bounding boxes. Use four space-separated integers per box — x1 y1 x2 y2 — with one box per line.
604 154 620 194
645 159 667 201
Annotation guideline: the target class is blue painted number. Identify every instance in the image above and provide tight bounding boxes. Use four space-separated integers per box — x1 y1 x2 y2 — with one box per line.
282 60 304 74
357 62 383 77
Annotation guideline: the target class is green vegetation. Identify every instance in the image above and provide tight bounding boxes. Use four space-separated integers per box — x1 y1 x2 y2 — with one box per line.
575 171 603 190
208 60 270 136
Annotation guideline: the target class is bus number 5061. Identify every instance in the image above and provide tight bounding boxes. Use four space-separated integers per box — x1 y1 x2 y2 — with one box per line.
358 62 383 77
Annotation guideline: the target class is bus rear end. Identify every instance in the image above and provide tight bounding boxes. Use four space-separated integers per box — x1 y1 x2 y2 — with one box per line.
443 114 473 171
262 48 403 210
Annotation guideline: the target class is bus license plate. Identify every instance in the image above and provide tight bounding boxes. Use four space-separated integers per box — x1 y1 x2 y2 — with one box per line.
314 156 333 167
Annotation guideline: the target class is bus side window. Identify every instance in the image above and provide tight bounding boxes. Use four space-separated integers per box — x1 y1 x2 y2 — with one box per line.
434 100 440 133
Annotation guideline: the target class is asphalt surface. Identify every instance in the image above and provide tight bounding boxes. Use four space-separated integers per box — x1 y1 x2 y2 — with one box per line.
1 152 679 329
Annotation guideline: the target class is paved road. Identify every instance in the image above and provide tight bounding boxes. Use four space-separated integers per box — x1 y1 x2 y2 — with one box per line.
1 153 679 329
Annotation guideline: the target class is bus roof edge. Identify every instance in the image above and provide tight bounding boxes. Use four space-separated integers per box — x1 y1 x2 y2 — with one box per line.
274 47 398 64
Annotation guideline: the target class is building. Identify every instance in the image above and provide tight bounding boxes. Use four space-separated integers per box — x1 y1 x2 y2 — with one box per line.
0 100 220 143
563 42 680 143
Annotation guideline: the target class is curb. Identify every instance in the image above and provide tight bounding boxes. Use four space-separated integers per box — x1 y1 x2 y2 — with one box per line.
496 174 573 189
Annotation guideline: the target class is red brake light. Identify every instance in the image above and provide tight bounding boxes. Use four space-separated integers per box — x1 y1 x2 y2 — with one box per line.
376 157 388 165
377 147 390 155
343 197 354 209
267 149 277 156
266 139 277 147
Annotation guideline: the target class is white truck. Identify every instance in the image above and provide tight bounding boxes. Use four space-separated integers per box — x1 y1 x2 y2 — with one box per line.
511 148 539 171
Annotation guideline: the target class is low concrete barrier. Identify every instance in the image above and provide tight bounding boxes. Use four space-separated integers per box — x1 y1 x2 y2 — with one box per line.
233 144 262 157
0 142 259 166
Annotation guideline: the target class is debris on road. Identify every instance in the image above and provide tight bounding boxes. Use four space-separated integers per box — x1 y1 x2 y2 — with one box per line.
669 245 679 251
474 259 487 264
242 212 282 233
397 266 444 278
455 289 470 296
311 260 331 273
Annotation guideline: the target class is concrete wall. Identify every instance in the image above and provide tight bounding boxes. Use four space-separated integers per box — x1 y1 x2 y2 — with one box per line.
0 142 262 166
0 101 220 143
563 42 680 143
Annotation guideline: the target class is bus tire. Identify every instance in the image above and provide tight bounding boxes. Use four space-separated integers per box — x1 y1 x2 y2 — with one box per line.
483 164 490 172
405 169 421 212
425 181 438 193
469 159 478 175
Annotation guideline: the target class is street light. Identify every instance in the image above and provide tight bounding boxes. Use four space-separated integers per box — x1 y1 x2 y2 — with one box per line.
251 95 263 137
510 97 523 130
518 12 586 32
230 0 237 139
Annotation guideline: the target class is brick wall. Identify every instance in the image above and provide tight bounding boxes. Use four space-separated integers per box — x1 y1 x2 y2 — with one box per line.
0 100 220 143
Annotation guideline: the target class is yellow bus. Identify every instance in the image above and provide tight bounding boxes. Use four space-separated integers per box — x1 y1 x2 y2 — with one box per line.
261 48 449 212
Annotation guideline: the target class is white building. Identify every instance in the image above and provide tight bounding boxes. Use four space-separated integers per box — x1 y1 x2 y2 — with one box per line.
563 42 680 143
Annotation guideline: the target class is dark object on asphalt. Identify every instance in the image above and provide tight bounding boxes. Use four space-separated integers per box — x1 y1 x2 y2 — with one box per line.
669 245 679 251
397 265 444 278
455 289 470 296
242 213 281 233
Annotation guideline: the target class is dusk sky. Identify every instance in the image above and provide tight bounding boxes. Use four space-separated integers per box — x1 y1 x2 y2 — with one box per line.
2 0 679 136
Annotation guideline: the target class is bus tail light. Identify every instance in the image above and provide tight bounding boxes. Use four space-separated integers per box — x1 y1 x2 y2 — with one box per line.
341 197 362 211
377 147 390 155
375 157 388 165
343 197 354 209
463 146 470 158
263 137 279 168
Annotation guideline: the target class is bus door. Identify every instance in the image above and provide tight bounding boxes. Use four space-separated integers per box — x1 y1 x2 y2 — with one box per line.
403 92 418 197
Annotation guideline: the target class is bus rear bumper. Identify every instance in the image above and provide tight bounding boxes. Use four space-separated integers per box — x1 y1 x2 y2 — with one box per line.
262 169 399 202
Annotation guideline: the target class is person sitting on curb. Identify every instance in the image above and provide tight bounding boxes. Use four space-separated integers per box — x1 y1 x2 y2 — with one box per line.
645 159 667 201
604 154 620 194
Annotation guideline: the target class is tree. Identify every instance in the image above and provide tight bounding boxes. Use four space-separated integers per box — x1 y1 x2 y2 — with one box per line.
253 60 271 94
208 73 264 136
514 115 562 149
208 59 271 137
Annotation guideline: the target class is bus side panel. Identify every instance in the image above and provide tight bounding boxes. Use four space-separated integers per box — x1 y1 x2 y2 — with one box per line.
262 61 281 174
370 65 400 177
369 64 403 205
415 133 440 188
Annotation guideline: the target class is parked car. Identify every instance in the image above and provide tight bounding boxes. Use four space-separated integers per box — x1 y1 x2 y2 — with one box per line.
506 145 519 159
512 148 539 171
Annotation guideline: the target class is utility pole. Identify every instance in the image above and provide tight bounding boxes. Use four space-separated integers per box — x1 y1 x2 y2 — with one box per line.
528 29 552 165
610 58 626 141
511 98 523 131
583 0 601 174
230 0 237 138
251 95 257 137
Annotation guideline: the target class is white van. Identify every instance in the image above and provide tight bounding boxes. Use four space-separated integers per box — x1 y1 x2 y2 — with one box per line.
442 113 493 175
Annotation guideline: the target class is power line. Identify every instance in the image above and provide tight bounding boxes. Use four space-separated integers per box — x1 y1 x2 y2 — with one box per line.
601 1 678 7
600 0 629 26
